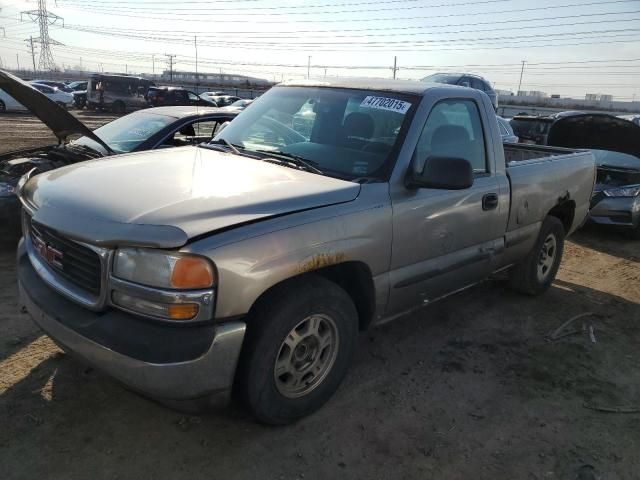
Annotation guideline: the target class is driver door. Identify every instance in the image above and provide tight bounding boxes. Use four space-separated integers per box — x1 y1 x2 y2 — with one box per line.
387 98 504 315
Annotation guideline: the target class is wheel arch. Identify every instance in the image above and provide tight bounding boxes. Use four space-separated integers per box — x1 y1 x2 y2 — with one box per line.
547 199 576 234
245 261 376 332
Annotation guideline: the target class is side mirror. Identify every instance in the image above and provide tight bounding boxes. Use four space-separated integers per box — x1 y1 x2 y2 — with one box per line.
407 156 474 190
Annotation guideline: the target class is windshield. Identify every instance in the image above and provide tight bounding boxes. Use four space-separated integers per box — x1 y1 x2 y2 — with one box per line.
72 111 175 154
212 86 418 180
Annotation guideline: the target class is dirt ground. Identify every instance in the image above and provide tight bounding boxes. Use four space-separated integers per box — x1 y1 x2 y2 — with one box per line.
0 110 119 153
1 114 639 480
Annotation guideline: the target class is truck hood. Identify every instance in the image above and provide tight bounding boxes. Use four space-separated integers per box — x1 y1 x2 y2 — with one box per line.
547 113 640 159
22 146 361 248
0 70 112 153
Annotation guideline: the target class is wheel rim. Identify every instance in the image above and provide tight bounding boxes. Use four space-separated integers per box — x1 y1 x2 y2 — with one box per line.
274 314 339 399
537 233 557 282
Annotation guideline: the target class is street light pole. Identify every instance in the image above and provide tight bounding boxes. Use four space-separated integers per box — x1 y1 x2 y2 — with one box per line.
307 56 311 79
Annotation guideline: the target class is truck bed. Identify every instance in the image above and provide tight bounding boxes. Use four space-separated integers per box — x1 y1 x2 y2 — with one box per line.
504 143 581 164
500 143 595 266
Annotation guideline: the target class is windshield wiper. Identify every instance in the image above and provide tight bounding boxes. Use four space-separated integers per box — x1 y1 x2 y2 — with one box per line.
254 149 324 175
201 139 259 159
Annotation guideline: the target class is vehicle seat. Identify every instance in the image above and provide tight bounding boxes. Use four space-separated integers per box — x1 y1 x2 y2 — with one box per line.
430 125 472 161
341 112 375 149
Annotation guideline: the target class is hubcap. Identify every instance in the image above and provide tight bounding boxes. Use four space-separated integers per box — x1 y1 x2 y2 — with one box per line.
537 233 557 282
274 314 339 399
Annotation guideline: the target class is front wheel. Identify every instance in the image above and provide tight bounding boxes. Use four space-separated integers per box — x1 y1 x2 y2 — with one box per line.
508 216 565 295
239 275 358 425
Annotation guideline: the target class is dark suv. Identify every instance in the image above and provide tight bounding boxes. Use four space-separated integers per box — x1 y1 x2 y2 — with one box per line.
146 87 217 108
422 73 498 111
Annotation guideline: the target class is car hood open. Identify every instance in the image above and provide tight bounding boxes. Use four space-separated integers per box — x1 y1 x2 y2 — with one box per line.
547 113 640 160
0 69 112 152
21 146 361 248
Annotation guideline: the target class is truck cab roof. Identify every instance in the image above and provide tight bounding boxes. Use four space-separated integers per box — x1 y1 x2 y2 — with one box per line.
280 77 467 97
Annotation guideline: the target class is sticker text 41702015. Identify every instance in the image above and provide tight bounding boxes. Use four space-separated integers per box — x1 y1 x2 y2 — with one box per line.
360 96 412 114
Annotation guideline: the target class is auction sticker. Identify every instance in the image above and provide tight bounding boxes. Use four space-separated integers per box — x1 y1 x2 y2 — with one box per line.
360 96 411 114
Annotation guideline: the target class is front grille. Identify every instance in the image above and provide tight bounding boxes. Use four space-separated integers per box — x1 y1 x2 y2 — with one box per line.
30 221 102 295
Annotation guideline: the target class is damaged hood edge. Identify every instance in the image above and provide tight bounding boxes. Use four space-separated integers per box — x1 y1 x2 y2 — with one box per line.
0 69 113 153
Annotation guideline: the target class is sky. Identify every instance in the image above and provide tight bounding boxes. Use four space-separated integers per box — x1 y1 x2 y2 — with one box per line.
0 0 639 100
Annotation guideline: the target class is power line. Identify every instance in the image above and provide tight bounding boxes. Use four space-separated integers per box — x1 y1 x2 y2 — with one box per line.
60 0 635 16
50 5 640 23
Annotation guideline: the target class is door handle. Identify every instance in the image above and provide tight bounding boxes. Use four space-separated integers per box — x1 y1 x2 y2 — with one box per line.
482 193 499 211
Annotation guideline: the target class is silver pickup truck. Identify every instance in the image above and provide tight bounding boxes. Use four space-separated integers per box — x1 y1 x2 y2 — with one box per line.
16 79 596 424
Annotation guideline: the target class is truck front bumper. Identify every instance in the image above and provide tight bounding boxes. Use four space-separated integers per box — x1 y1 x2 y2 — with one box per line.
17 239 246 408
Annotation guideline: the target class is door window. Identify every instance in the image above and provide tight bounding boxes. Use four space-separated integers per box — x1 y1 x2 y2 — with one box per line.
188 92 200 102
413 99 487 173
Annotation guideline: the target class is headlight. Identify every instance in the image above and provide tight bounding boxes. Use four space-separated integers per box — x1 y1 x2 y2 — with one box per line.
0 182 16 197
603 185 640 197
113 248 216 289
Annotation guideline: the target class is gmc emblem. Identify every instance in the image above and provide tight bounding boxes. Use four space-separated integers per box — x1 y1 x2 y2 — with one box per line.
32 233 64 269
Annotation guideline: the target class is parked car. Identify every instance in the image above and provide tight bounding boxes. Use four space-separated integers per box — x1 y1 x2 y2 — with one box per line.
146 86 218 108
30 83 74 108
0 87 28 112
422 73 498 111
201 91 227 98
497 116 519 143
16 78 595 424
544 113 640 238
509 114 555 145
66 81 87 92
66 81 88 109
229 98 254 110
0 70 237 240
86 73 155 113
618 114 640 127
30 80 74 93
205 95 241 107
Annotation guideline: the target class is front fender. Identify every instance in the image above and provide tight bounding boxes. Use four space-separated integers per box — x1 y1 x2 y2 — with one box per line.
184 184 392 319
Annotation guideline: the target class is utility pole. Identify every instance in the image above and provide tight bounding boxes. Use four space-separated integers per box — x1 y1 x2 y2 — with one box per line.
28 36 37 72
392 56 399 79
324 67 327 78
16 54 20 71
194 36 198 92
152 54 155 75
165 54 176 82
125 64 128 75
517 60 526 95
307 56 311 79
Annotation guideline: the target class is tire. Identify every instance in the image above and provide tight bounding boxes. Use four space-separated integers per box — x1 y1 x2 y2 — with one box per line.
112 101 126 114
508 216 565 295
239 275 358 425
0 100 6 113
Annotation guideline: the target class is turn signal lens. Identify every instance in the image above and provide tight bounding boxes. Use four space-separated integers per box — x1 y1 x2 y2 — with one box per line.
170 256 215 289
167 303 200 320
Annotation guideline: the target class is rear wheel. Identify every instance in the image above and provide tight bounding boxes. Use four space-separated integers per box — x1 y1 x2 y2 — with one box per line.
239 275 358 425
508 216 565 295
111 101 126 114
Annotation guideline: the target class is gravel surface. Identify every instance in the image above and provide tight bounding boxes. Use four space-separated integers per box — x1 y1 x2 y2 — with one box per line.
1 113 639 480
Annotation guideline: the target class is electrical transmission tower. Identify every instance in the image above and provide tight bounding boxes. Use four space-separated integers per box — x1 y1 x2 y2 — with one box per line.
21 0 64 72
